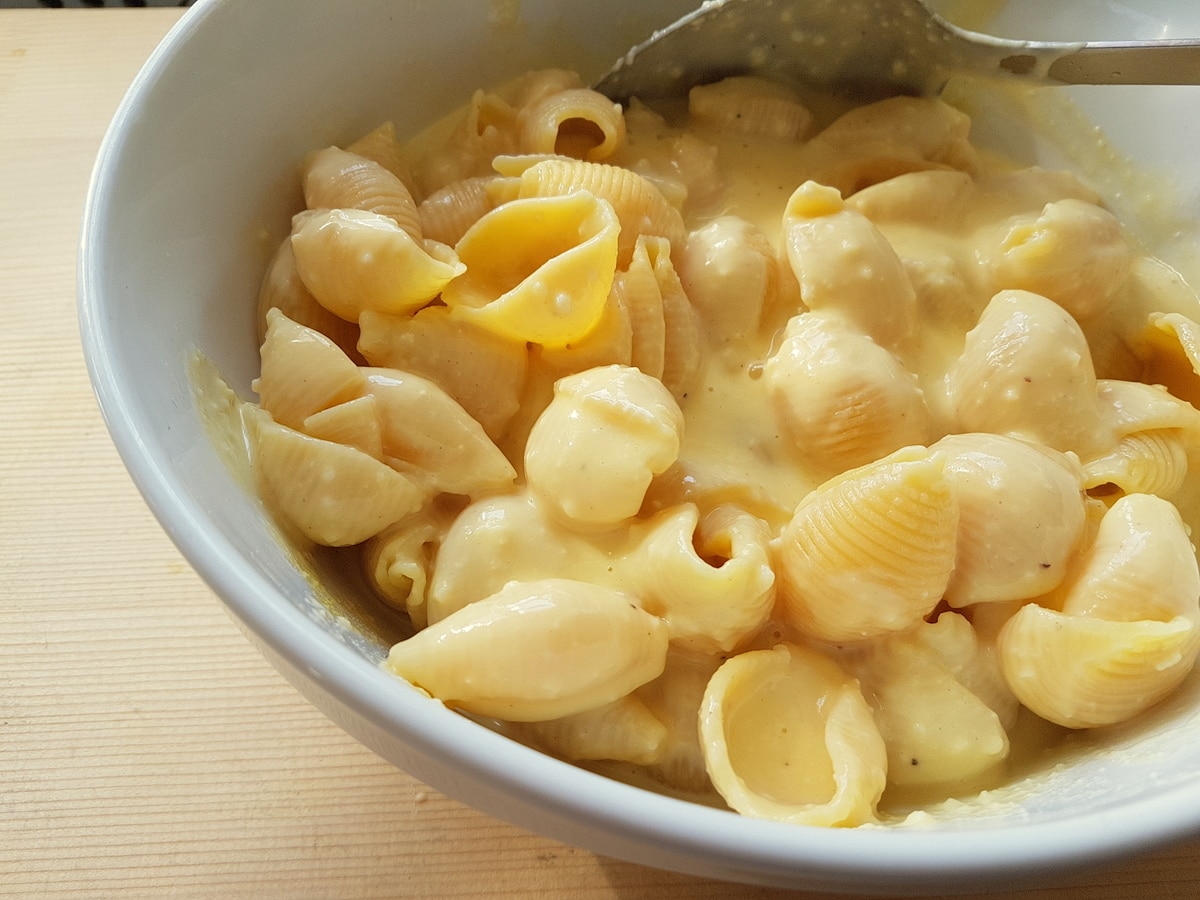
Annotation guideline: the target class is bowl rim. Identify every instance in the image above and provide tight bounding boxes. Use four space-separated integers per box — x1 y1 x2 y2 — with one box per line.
76 0 1200 891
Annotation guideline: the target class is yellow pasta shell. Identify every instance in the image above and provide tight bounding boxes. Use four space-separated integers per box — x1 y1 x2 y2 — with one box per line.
517 87 627 161
442 192 620 347
1083 429 1189 498
417 175 497 247
386 578 669 722
509 695 668 766
345 120 418 198
302 394 383 459
516 158 686 267
699 643 886 826
774 446 958 642
998 604 1200 729
688 76 812 141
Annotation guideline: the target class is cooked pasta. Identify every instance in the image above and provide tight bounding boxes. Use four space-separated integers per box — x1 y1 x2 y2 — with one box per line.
232 68 1200 828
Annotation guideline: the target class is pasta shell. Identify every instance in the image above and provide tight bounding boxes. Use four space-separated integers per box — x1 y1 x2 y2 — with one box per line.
998 605 1200 729
533 287 634 374
850 622 1010 789
345 120 418 198
302 394 383 459
357 305 528 442
254 308 366 431
677 216 778 345
623 504 775 653
611 238 667 379
291 208 465 322
933 432 1087 607
386 578 669 722
256 237 362 362
303 146 422 242
516 158 686 267
947 289 1101 454
773 446 958 643
982 198 1132 321
517 88 627 161
782 181 917 349
417 175 497 247
1083 429 1189 498
409 88 520 197
364 368 517 498
802 96 979 196
688 76 812 141
636 650 723 795
1061 493 1200 624
699 643 886 826
442 192 620 347
524 365 683 528
644 237 704 402
363 500 460 630
508 695 667 766
426 493 615 625
250 409 425 547
764 311 930 473
910 611 1021 730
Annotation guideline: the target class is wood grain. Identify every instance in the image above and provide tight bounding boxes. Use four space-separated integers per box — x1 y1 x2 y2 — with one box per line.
3 8 1200 898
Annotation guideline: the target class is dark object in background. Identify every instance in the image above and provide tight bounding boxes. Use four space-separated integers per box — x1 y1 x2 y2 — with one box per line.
0 1 194 7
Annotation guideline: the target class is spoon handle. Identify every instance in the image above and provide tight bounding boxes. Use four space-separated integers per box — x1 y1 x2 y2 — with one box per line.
1042 41 1200 85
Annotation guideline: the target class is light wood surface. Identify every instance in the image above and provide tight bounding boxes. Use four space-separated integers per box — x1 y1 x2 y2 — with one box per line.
4 8 1200 898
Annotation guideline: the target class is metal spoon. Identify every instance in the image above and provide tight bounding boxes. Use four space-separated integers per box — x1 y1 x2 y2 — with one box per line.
594 0 1200 102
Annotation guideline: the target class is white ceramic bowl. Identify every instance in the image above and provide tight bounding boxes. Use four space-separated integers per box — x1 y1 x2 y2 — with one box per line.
79 0 1200 892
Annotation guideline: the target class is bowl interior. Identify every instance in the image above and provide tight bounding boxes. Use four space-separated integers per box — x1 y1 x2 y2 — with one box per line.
79 0 1200 891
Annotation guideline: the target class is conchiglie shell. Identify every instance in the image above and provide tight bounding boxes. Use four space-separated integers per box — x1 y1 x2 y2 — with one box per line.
997 604 1200 729
803 96 979 196
643 236 703 401
516 158 686 267
611 238 667 379
1083 429 1189 498
912 611 1021 730
699 643 886 826
1061 493 1200 624
346 121 417 198
782 181 917 349
773 446 958 643
386 578 669 722
851 623 1010 789
425 493 615 625
364 367 516 498
688 76 813 141
947 289 1101 454
302 146 422 242
409 88 520 197
363 502 459 630
509 695 667 766
524 365 683 528
291 208 465 322
256 238 363 362
764 311 930 473
533 287 634 374
933 432 1086 607
636 651 723 795
677 216 778 345
302 394 383 459
254 308 366 431
624 504 775 653
250 409 425 547
417 175 497 247
517 88 627 161
357 305 528 442
983 198 1132 320
442 192 619 347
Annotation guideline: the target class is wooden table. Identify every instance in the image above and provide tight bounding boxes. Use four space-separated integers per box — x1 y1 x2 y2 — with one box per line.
4 8 1200 898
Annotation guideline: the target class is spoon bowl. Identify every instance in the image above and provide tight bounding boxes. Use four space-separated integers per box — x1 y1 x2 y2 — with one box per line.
594 0 1200 102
